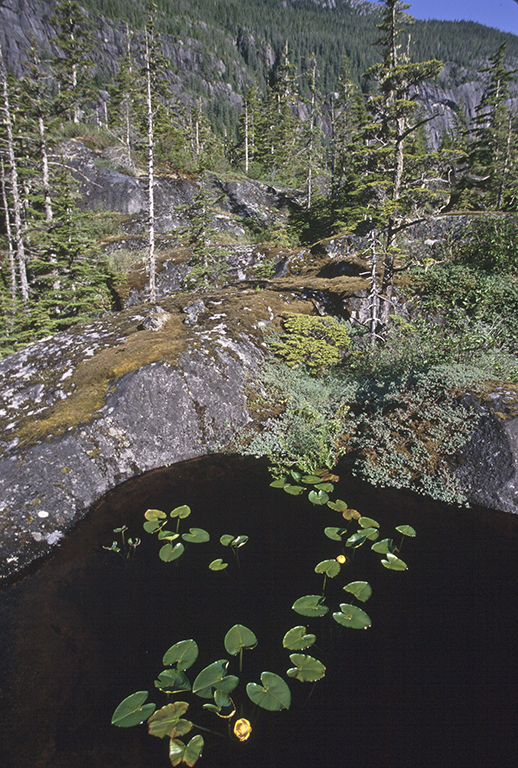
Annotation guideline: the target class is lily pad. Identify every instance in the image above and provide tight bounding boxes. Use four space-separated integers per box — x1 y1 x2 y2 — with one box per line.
395 524 417 537
324 526 347 541
315 482 334 493
283 484 305 495
314 559 341 578
292 594 329 617
287 653 326 682
282 625 316 651
308 489 329 505
246 671 291 711
231 535 249 548
163 639 199 670
270 478 287 488
360 526 380 541
327 498 348 512
155 669 191 693
371 538 396 554
333 603 372 629
192 660 229 699
181 527 210 544
359 516 380 529
169 735 204 767
147 702 191 739
301 474 324 484
145 509 167 522
224 624 258 655
346 532 367 548
157 530 180 541
111 691 156 728
219 534 235 546
170 505 191 519
143 520 162 534
381 552 408 570
209 558 228 571
343 581 372 602
159 542 185 562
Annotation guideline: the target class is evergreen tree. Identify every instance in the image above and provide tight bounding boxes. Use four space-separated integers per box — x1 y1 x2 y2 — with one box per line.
234 83 262 174
26 161 112 336
256 42 301 180
458 43 518 211
0 43 29 302
51 0 96 123
343 0 444 335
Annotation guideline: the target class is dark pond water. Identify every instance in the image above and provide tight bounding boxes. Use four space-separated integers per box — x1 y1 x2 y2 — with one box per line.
1 455 517 768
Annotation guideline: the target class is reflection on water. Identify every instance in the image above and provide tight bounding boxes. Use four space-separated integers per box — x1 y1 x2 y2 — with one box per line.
0 455 517 768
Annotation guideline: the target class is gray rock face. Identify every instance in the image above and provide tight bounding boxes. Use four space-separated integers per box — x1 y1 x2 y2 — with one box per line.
0 298 264 580
456 390 518 514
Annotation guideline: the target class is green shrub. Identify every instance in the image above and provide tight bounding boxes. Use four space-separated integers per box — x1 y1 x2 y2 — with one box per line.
269 313 351 373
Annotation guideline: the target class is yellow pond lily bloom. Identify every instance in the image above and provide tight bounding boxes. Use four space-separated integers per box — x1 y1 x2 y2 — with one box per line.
233 718 252 742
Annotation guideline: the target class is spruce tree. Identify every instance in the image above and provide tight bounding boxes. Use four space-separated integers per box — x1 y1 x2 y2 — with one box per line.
345 0 444 335
51 0 96 123
458 43 518 211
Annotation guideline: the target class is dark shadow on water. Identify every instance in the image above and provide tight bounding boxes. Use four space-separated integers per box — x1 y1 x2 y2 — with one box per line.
0 455 517 768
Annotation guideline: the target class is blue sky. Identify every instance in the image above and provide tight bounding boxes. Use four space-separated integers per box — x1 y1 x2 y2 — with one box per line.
374 0 518 36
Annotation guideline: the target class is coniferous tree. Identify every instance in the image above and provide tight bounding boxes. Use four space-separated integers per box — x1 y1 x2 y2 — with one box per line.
458 43 518 211
51 0 96 123
256 42 300 180
0 43 29 303
343 0 444 334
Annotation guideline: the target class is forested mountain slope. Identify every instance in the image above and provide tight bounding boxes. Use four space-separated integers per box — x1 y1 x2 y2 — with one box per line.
1 0 517 141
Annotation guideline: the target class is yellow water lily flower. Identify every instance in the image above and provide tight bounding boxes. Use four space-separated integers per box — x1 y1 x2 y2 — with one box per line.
233 718 252 742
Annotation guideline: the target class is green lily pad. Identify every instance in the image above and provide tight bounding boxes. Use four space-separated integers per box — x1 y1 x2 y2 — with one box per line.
145 509 167 521
283 484 305 495
270 478 286 488
371 538 396 554
159 542 185 562
287 653 326 682
346 532 367 548
157 530 180 541
214 675 239 695
209 558 228 571
315 482 334 492
308 489 329 505
290 470 303 482
155 669 191 693
147 702 191 739
111 691 156 728
181 527 210 544
301 474 323 484
381 552 408 570
324 526 347 541
333 603 372 629
192 660 229 699
169 735 204 767
292 594 329 617
219 534 235 546
395 524 417 537
360 526 379 541
224 624 258 655
246 671 291 711
282 625 316 651
327 498 348 512
232 535 249 548
170 505 191 519
143 520 163 534
163 639 199 670
343 581 372 602
359 516 380 529
314 559 341 578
